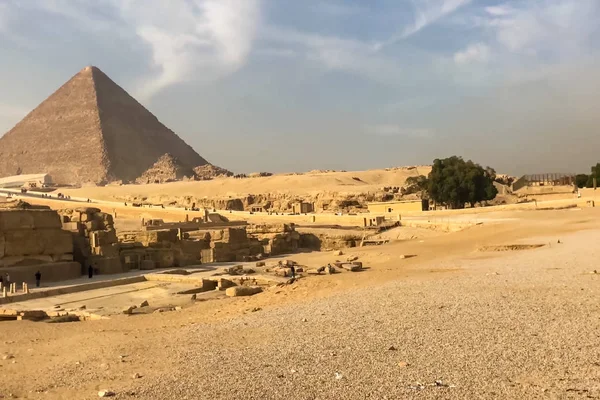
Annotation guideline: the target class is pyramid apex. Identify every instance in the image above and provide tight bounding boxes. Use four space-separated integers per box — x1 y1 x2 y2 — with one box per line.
80 65 100 74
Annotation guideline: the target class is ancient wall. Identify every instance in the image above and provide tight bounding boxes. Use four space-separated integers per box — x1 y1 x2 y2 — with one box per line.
0 209 79 283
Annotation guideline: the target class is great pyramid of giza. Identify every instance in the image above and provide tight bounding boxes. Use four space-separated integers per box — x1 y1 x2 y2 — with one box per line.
0 66 209 185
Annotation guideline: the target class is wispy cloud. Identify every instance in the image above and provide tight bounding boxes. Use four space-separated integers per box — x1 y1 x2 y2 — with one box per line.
365 124 433 138
261 26 401 83
375 0 471 50
454 43 490 65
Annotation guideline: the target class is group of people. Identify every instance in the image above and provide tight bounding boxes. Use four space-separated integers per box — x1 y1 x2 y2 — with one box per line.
1 271 42 288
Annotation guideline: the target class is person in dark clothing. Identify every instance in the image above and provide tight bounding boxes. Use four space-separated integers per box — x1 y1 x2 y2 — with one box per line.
88 265 94 279
35 271 41 287
290 265 296 279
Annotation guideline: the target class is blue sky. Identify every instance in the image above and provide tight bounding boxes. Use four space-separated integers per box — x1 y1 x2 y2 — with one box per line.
1 0 599 174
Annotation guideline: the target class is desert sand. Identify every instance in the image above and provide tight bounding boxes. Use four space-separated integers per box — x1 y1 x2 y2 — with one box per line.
61 166 432 200
1 206 600 399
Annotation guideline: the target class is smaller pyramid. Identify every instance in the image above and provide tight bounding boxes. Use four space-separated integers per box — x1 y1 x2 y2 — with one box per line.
193 164 233 180
136 154 195 184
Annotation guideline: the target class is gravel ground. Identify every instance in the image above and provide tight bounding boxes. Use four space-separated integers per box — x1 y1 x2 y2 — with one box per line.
124 229 600 399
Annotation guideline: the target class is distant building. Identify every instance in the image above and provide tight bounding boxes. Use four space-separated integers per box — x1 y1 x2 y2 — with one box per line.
0 173 52 189
367 199 429 214
292 201 314 214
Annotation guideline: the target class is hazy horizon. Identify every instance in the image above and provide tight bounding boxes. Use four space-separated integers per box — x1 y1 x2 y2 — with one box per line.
1 0 599 176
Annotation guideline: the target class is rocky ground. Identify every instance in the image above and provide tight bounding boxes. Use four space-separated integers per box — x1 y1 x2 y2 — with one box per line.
1 209 600 399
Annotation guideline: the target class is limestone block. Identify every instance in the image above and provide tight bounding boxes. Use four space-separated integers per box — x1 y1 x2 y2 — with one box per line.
217 278 236 290
85 220 100 232
91 257 123 275
0 210 34 230
52 254 74 262
147 249 175 268
140 260 156 270
0 255 53 267
93 230 118 246
93 244 120 258
3 230 44 255
225 286 263 297
39 230 73 255
32 211 63 229
75 207 101 214
96 212 114 225
62 221 84 234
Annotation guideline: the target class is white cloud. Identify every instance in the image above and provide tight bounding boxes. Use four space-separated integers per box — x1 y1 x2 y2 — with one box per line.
483 0 598 57
484 5 512 16
116 0 262 99
5 0 262 100
454 43 490 65
365 124 433 138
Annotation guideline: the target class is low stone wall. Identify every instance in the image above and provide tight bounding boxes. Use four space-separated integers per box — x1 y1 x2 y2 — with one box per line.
0 261 81 285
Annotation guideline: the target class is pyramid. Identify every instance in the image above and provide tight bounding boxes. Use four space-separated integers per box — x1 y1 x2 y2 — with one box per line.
136 153 196 184
0 66 209 185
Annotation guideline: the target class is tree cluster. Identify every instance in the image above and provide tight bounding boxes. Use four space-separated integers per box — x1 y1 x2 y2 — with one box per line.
575 163 600 188
426 156 498 209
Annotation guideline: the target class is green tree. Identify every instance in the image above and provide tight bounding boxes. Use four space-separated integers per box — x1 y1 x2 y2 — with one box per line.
576 174 589 188
427 156 498 209
403 175 429 195
590 163 600 188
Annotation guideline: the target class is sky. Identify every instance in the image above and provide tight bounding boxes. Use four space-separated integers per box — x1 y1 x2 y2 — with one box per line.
0 0 599 175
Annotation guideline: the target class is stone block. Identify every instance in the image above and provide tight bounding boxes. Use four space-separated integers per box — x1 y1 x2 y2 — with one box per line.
41 230 73 255
225 286 263 297
91 257 123 275
93 230 118 246
52 254 74 262
84 220 100 232
0 255 53 267
3 230 43 255
140 260 156 270
0 210 33 230
93 244 120 258
217 278 236 290
62 221 84 234
75 207 101 214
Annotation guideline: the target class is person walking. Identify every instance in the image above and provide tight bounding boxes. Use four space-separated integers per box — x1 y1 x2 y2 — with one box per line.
4 273 10 287
35 270 41 287
88 265 94 279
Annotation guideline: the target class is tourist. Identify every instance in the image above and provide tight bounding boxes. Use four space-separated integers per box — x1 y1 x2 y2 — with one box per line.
4 272 10 286
88 265 94 279
35 270 41 287
290 265 296 279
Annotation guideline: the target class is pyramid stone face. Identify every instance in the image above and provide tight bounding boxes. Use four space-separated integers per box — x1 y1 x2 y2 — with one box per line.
0 67 109 184
0 66 208 185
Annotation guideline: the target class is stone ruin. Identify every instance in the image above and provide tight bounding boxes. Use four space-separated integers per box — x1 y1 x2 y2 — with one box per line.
59 207 122 275
0 203 79 284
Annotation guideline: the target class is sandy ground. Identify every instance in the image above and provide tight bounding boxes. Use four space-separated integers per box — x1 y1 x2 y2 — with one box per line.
59 167 432 201
1 207 600 399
